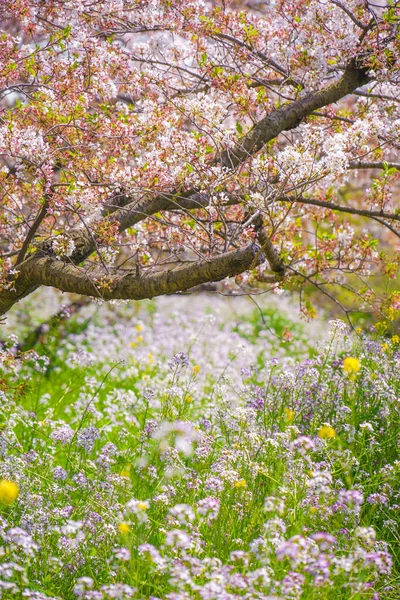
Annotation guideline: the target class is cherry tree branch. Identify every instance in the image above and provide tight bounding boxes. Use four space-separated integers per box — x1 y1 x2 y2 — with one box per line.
0 244 265 316
0 60 374 316
348 161 400 170
220 61 370 168
15 197 50 266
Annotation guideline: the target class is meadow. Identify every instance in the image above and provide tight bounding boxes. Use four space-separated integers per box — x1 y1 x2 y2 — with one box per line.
0 295 399 599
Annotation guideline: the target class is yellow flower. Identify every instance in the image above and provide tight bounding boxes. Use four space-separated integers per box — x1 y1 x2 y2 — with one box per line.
136 501 148 511
193 365 200 374
392 335 400 345
185 395 193 404
0 480 19 505
385 306 396 322
120 468 131 478
118 522 131 534
137 336 143 343
148 353 154 364
381 343 389 352
318 425 336 439
343 357 361 374
355 327 362 335
283 408 295 423
234 479 247 488
375 321 387 335
130 341 136 348
136 324 142 332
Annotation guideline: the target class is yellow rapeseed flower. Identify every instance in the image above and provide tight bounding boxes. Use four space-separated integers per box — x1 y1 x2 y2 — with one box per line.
234 479 247 488
343 357 361 374
318 425 336 439
283 408 295 423
392 335 400 345
193 365 200 374
0 480 19 505
118 522 131 534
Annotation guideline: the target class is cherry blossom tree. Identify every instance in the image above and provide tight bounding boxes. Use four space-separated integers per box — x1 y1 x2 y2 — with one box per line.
0 0 399 321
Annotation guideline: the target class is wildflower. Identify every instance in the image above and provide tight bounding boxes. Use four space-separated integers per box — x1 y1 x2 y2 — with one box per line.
53 467 68 481
169 503 195 524
0 480 19 505
193 365 200 374
374 321 387 335
165 528 192 548
360 422 374 432
197 497 220 521
392 334 400 344
74 577 94 597
264 496 285 515
125 499 149 522
137 336 143 343
136 324 142 331
113 547 131 561
76 425 100 453
234 479 247 488
7 527 38 555
343 357 361 374
284 407 295 423
169 352 189 370
328 319 347 336
51 424 74 444
318 425 336 439
118 522 131 534
355 526 376 546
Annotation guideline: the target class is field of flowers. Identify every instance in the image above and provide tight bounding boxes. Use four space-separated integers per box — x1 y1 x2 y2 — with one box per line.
0 295 399 599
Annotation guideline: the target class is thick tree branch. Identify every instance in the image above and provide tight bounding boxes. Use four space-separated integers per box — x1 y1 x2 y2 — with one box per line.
348 161 400 170
3 244 264 309
253 215 285 277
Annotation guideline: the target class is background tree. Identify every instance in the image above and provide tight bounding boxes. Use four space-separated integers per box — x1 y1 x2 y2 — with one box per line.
0 0 399 322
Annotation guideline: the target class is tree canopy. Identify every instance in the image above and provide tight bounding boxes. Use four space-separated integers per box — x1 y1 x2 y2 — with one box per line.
0 0 399 320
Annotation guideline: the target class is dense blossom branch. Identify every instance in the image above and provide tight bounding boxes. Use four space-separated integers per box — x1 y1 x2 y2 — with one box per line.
0 0 399 319
220 62 370 169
